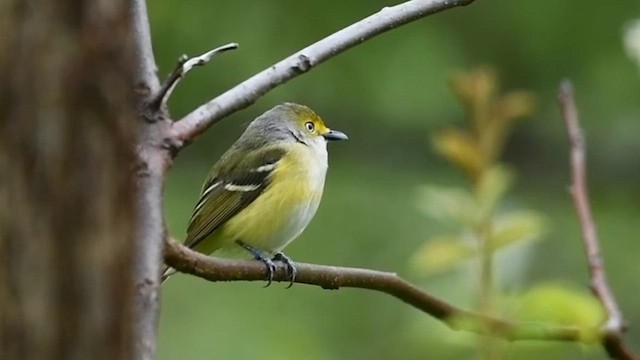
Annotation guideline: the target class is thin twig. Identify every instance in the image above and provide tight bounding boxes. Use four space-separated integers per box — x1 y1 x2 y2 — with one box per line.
130 0 161 97
558 80 637 360
169 0 476 145
148 43 239 111
164 240 604 343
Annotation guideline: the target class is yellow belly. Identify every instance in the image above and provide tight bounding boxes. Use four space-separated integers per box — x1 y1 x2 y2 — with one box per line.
192 144 326 256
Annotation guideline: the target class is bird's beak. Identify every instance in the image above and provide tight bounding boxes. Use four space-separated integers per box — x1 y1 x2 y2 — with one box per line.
323 129 348 141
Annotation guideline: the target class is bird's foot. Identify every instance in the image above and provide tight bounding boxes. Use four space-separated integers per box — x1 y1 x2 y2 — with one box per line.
273 252 297 288
235 240 277 287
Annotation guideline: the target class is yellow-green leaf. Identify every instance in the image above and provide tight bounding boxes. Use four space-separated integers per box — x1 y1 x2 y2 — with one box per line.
449 67 498 124
490 210 546 249
475 165 513 220
417 185 476 225
513 282 605 343
492 90 537 123
409 235 473 275
432 128 483 178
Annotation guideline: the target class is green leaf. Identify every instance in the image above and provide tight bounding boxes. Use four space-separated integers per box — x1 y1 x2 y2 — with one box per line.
448 67 498 129
490 210 546 250
513 282 606 343
432 128 482 179
492 90 537 124
409 234 473 275
475 165 513 220
417 185 477 225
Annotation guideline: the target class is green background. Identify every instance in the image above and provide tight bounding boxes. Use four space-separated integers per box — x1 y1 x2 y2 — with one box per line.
155 1 640 359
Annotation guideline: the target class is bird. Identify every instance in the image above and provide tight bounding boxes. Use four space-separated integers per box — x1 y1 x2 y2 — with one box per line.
162 103 347 286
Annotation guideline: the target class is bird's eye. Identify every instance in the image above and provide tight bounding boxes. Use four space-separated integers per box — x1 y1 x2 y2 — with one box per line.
305 121 315 132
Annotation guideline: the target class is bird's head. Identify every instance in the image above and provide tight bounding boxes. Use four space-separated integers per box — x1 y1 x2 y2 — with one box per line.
247 103 348 147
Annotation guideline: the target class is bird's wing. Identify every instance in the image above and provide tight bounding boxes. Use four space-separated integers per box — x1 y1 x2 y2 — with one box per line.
183 147 285 250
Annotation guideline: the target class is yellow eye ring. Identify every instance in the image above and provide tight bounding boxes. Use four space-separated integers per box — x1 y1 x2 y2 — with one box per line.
305 121 315 133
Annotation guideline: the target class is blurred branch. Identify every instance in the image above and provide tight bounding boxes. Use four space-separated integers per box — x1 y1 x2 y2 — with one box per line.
165 240 606 344
558 81 638 360
148 43 239 111
130 0 160 97
169 0 477 146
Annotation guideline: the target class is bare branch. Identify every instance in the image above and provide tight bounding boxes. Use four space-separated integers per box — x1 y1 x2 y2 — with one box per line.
164 240 604 344
148 43 239 111
558 80 638 360
169 0 477 145
130 0 161 97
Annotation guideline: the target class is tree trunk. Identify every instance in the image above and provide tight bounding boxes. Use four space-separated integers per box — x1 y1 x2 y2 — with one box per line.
0 1 137 359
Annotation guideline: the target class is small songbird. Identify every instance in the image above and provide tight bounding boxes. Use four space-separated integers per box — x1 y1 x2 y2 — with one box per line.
163 103 347 286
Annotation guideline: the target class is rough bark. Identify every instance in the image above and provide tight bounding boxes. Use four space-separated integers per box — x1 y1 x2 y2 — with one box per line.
0 1 137 359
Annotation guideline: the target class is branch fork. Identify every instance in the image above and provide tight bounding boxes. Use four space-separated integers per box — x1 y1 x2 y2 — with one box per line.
148 42 239 111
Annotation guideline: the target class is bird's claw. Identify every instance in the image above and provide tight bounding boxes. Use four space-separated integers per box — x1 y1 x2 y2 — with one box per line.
235 241 297 288
235 240 278 287
273 252 297 288
261 257 277 288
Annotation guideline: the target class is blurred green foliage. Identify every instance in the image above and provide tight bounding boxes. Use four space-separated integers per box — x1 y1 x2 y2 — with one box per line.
411 68 549 359
155 1 640 359
512 283 606 343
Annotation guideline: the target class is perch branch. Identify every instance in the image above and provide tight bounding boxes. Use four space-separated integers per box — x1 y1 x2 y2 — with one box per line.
148 43 239 111
558 80 637 360
169 0 476 145
164 240 604 343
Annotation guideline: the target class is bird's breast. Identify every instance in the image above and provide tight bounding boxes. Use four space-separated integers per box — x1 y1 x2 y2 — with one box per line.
221 143 328 253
